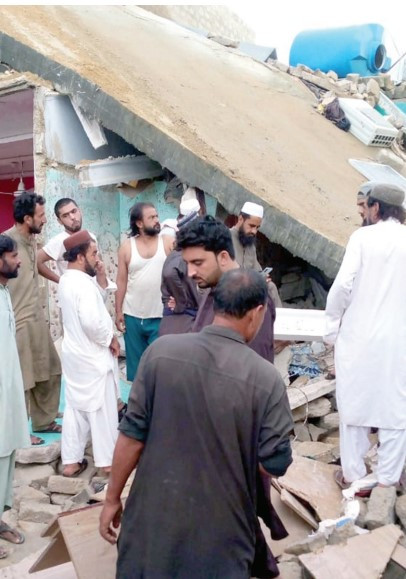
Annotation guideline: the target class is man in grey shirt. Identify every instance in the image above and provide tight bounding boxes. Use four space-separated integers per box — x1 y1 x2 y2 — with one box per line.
100 270 293 579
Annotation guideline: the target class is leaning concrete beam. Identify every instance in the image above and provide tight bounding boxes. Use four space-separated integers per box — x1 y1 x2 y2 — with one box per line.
76 155 163 187
0 33 344 277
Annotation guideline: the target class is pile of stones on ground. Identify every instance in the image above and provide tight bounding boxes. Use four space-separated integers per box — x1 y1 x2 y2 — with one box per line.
4 443 107 531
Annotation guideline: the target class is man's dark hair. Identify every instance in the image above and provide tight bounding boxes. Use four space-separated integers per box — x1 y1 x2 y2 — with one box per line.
54 198 77 218
367 196 406 224
0 234 17 258
213 269 267 319
13 193 45 223
176 215 235 259
63 241 92 262
129 202 155 237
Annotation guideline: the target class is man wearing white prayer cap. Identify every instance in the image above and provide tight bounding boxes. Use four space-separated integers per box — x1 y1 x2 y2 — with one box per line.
230 201 282 308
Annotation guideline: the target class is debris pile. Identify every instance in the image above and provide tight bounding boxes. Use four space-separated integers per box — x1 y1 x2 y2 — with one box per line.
272 343 406 578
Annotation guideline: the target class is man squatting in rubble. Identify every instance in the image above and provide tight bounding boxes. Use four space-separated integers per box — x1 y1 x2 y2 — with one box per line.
100 269 293 578
325 183 406 489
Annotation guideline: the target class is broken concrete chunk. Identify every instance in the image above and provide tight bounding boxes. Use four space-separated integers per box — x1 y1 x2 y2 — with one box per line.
395 495 406 531
16 441 61 465
294 441 338 464
19 500 62 524
293 423 311 442
71 487 92 505
307 397 332 419
308 424 328 442
50 492 72 506
48 475 88 495
316 412 340 432
366 78 381 97
285 533 327 556
14 463 55 486
327 520 357 545
276 559 304 579
13 485 50 508
365 486 397 530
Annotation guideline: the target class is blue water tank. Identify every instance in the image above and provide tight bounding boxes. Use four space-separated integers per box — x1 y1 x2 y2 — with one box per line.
289 23 391 78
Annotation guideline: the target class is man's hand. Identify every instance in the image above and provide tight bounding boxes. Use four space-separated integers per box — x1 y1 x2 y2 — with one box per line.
116 312 126 333
99 499 123 544
167 296 176 311
109 336 120 358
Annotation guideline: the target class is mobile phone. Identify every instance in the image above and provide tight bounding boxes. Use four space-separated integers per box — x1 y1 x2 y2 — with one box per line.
262 267 273 275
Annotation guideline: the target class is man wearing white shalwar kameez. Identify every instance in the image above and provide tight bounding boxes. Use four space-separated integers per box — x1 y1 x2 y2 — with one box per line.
325 183 406 487
58 231 120 477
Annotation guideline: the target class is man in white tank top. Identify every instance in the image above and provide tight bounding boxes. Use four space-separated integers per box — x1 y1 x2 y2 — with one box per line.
116 203 173 381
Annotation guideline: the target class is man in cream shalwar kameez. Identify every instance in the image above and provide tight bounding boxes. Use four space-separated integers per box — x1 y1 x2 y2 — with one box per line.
325 183 406 487
58 231 120 476
0 235 30 558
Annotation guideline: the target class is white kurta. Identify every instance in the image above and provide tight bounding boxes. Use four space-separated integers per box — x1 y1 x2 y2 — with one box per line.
324 219 406 429
58 269 118 412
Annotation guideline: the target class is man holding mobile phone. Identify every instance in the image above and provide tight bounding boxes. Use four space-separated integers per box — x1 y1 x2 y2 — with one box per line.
230 202 282 307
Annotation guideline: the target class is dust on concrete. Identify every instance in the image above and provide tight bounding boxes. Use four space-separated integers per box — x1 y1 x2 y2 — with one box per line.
0 5 375 249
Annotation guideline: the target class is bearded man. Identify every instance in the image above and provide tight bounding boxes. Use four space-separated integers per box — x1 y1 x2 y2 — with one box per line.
115 202 173 381
58 230 120 477
5 193 62 445
230 201 282 307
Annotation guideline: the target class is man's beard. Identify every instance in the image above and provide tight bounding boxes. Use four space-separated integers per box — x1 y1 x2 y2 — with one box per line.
84 259 96 277
65 221 82 233
28 224 43 234
144 224 160 236
238 228 256 247
0 264 19 279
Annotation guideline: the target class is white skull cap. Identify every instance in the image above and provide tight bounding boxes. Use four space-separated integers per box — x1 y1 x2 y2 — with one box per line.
180 198 200 216
241 201 264 218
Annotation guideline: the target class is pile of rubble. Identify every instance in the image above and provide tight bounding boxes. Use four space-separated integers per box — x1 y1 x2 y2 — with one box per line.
273 344 406 578
270 60 406 105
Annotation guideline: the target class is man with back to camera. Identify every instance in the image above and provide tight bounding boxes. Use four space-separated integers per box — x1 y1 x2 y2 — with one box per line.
100 269 293 578
159 197 201 336
4 193 61 445
115 202 173 381
176 215 290 576
325 183 406 491
0 234 31 558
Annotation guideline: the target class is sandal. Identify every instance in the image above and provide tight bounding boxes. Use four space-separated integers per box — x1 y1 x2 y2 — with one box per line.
334 468 374 498
34 421 62 434
0 521 25 544
62 459 88 478
30 434 45 446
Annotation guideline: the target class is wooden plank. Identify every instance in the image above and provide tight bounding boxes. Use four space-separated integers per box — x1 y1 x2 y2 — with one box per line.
57 503 117 579
31 562 77 578
280 488 318 530
29 532 70 573
287 379 336 410
277 455 342 521
260 489 312 557
299 524 402 579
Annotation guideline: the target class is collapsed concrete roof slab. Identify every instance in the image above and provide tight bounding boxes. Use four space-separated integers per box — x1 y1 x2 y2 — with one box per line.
0 6 375 277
